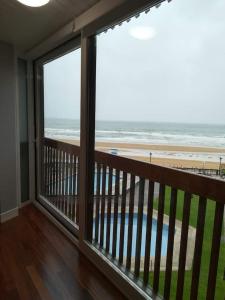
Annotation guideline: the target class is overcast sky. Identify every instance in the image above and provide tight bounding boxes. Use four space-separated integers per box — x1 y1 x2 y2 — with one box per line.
44 0 225 124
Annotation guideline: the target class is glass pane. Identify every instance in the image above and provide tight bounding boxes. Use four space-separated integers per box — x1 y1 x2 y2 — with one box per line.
94 1 225 299
44 49 81 145
95 1 225 172
41 47 81 229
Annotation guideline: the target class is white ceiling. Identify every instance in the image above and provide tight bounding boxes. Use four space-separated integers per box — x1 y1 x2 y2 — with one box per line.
0 0 99 52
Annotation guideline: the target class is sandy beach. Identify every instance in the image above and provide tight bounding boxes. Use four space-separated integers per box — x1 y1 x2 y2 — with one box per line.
60 139 225 169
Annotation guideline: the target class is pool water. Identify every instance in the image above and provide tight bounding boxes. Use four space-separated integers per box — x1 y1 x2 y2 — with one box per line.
94 213 169 258
65 173 116 194
93 173 116 193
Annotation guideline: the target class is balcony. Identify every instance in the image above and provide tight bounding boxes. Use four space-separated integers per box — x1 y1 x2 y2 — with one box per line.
1 1 225 299
39 137 225 300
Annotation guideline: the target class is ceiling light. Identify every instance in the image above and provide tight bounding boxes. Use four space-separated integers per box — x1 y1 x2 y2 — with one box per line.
129 26 156 41
17 0 49 7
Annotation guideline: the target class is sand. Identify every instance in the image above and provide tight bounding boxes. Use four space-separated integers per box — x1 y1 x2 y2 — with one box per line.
59 139 225 170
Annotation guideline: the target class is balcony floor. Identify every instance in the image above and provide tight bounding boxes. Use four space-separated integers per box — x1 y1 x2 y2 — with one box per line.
0 204 126 300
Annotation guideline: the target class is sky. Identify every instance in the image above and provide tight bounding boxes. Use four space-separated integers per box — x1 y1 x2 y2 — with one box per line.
44 0 225 124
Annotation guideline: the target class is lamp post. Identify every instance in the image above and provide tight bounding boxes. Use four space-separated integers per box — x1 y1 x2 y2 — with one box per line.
202 161 205 175
219 157 223 177
149 152 152 163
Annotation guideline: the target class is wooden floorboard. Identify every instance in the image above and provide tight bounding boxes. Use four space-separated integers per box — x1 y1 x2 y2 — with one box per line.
0 204 126 300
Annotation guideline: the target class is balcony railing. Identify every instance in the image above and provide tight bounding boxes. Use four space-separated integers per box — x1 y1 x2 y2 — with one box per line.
41 138 225 300
42 138 80 227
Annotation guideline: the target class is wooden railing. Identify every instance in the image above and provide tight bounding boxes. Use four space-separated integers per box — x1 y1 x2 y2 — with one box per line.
92 151 225 300
41 138 225 300
42 138 80 226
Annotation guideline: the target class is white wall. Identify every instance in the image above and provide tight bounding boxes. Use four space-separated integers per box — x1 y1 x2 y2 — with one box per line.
0 42 19 215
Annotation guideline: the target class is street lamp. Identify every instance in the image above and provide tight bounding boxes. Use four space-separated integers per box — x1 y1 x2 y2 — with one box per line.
149 152 152 163
219 157 223 176
202 161 205 175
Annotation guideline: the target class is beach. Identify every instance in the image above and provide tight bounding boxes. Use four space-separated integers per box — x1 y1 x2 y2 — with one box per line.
60 139 225 169
45 119 225 170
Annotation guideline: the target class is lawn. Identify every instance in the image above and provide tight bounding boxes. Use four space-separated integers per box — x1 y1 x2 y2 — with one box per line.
147 188 225 300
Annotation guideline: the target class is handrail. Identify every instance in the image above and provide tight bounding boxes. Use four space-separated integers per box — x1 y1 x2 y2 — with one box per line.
43 138 225 203
43 137 80 155
95 150 225 204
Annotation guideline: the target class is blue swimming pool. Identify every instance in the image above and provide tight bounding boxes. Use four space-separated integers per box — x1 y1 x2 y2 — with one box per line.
94 213 169 257
64 173 116 194
93 173 116 193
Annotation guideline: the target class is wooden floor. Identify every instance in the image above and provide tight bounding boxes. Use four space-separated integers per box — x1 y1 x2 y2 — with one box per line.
0 204 126 300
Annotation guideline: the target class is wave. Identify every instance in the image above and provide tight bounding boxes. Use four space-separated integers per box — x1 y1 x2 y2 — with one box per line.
45 127 225 148
46 128 80 133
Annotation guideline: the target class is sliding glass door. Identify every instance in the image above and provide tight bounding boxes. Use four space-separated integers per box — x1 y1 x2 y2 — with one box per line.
35 38 81 235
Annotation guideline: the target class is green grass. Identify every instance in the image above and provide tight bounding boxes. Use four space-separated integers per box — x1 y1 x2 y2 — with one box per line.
146 188 225 300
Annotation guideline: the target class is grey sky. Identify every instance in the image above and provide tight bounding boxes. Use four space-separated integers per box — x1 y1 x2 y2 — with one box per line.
44 0 225 124
44 49 81 120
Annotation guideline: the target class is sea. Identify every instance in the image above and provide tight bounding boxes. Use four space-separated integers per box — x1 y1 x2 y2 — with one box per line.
45 119 225 163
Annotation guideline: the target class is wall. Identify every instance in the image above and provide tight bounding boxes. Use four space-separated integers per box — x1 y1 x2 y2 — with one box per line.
0 42 19 219
18 58 29 203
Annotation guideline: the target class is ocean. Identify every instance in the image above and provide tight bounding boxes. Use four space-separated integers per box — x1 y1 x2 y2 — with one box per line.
44 119 225 164
45 118 225 148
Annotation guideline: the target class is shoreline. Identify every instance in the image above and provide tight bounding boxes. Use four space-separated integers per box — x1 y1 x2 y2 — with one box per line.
59 139 225 153
58 138 225 169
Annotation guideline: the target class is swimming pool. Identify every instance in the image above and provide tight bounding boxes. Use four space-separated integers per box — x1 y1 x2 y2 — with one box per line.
94 213 169 258
93 172 116 193
63 172 116 194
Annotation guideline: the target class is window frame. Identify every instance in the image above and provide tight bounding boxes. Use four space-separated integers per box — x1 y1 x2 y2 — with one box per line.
34 36 81 235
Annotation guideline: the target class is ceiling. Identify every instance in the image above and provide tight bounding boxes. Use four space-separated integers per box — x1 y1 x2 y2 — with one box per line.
0 0 99 53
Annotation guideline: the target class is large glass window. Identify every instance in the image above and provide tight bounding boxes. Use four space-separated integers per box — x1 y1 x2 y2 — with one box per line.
38 44 81 232
95 0 225 171
93 1 225 299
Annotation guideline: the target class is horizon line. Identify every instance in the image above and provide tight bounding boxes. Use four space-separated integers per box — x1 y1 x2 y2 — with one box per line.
45 117 225 126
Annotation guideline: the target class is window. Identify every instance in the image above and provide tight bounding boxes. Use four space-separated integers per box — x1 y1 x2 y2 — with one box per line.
43 48 81 145
36 41 81 232
95 0 225 170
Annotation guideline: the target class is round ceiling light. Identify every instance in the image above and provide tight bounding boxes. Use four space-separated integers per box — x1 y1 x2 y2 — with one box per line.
129 26 156 41
17 0 49 7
